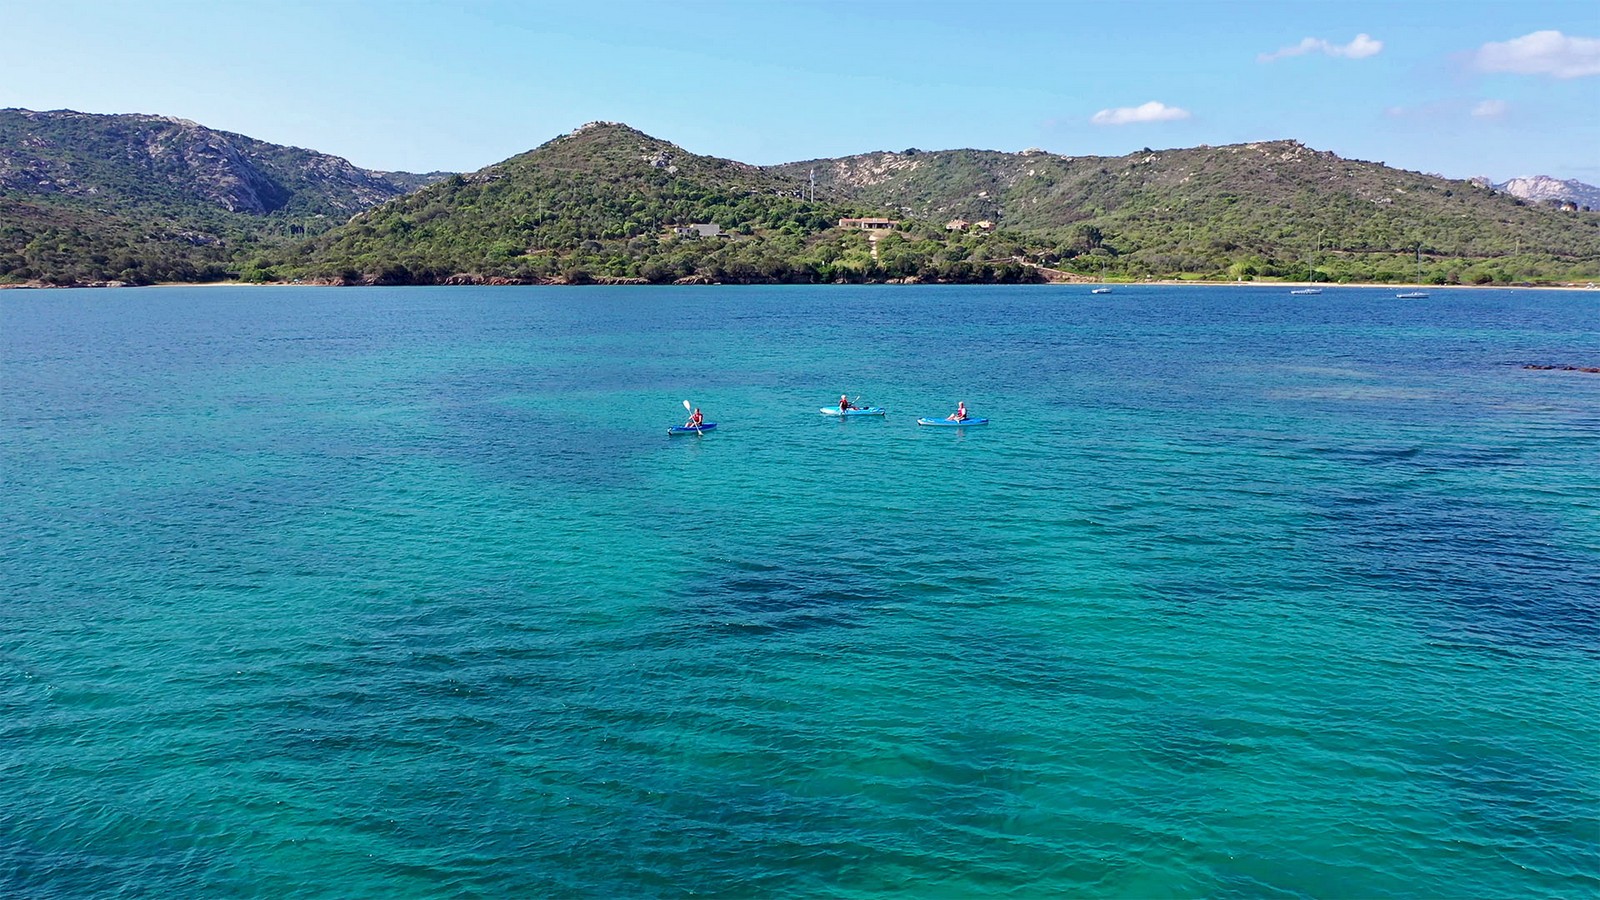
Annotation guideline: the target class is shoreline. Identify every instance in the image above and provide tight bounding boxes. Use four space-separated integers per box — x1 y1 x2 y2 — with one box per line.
4 279 1598 292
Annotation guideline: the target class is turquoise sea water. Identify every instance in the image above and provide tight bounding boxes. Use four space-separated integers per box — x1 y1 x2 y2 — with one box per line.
2 284 1597 897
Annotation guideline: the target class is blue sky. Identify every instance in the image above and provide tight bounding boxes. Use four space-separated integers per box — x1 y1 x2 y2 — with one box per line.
2 0 1596 181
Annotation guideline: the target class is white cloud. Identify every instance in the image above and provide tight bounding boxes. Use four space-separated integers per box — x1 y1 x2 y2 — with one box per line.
1259 33 1384 62
1473 31 1600 78
1471 99 1509 118
1090 101 1191 126
1389 99 1512 121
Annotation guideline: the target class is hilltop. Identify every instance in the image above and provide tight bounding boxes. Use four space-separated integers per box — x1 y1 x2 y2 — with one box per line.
0 108 445 284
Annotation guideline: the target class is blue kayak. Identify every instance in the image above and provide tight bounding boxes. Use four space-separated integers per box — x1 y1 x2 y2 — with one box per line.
667 422 717 435
917 417 988 427
820 407 886 417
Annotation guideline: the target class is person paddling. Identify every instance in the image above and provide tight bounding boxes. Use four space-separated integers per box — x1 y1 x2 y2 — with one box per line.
946 401 968 422
685 407 704 428
839 394 858 412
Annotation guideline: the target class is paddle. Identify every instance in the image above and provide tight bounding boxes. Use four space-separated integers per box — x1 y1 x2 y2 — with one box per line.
682 399 701 433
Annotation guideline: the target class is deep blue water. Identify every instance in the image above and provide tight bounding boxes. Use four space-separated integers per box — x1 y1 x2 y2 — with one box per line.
3 284 1598 897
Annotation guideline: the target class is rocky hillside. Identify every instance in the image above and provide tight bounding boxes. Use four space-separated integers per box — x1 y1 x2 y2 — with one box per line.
0 108 448 284
774 146 1057 225
0 108 438 216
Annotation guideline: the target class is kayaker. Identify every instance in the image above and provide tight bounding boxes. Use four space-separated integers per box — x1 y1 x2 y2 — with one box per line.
947 401 968 422
839 395 857 411
685 407 704 428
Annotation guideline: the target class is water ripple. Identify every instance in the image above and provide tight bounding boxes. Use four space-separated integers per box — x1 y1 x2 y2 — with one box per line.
2 285 1597 898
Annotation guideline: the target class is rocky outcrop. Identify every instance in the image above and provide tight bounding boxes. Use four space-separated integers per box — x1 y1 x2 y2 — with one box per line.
1492 176 1600 209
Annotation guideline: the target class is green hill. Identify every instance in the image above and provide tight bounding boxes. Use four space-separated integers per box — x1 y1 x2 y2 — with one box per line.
0 108 444 284
286 122 1038 285
774 141 1600 284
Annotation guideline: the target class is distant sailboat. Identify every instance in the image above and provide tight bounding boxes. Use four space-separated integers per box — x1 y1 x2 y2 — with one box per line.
1292 242 1322 294
1091 256 1112 293
1396 244 1429 298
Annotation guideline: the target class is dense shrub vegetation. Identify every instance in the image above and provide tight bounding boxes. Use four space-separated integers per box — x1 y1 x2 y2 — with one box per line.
4 112 1596 287
782 141 1600 285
